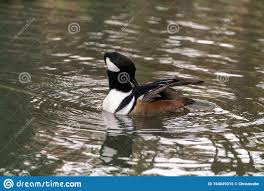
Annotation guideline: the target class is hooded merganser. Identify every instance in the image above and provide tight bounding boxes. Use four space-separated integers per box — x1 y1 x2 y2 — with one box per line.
103 52 204 115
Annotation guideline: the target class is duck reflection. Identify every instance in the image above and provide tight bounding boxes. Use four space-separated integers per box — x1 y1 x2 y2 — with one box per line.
100 111 166 166
100 111 134 166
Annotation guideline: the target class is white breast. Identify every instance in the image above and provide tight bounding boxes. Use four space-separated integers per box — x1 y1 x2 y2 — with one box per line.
103 89 135 115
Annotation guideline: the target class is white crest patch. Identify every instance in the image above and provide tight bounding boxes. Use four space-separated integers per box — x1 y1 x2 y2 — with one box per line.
105 57 120 72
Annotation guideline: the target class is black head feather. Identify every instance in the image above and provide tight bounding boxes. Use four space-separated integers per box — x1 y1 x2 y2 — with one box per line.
104 52 139 91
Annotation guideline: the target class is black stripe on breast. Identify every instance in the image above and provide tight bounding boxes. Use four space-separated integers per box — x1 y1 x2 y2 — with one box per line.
115 92 135 113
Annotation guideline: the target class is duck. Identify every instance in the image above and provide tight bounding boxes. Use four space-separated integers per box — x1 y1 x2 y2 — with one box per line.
102 52 204 115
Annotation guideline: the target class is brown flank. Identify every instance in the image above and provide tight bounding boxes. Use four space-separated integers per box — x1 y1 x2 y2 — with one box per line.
131 98 194 116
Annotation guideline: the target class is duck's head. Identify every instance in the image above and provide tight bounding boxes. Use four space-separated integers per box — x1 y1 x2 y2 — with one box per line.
104 52 138 91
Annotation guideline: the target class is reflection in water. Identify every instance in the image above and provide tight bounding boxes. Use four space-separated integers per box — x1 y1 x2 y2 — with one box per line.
0 0 264 176
100 112 134 165
100 112 164 169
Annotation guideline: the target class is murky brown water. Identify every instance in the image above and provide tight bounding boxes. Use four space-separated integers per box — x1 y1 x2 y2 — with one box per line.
0 0 264 176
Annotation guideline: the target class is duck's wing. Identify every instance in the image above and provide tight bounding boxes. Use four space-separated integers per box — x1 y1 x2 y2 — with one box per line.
134 77 204 102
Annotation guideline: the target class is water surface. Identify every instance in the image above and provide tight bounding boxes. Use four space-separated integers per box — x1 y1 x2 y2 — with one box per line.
0 0 264 176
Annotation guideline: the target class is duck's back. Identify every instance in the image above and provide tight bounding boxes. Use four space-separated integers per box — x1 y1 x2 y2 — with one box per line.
131 89 193 115
131 77 203 116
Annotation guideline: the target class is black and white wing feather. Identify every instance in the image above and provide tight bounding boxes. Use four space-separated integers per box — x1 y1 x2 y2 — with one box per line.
134 77 204 102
